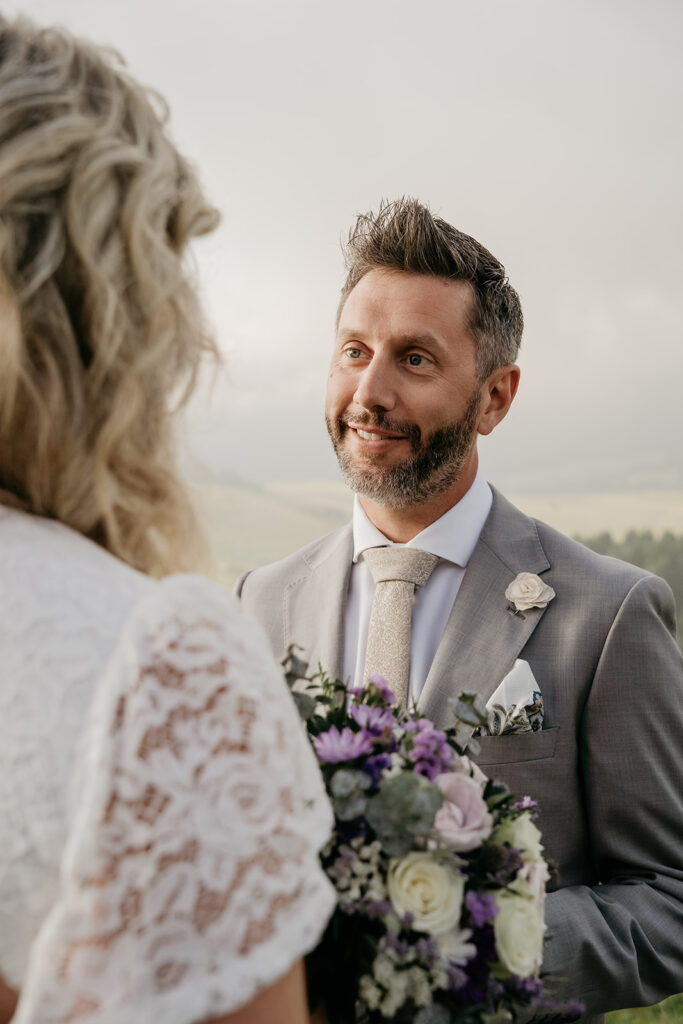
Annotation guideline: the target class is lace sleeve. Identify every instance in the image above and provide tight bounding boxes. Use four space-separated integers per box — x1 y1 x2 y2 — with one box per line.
14 576 335 1024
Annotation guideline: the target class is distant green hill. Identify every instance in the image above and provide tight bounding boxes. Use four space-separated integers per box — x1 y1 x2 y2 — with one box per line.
578 530 683 647
607 992 683 1023
194 480 683 589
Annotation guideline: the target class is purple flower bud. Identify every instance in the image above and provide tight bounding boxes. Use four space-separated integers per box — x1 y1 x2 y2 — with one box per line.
465 890 498 927
363 752 393 786
367 675 397 704
513 795 540 821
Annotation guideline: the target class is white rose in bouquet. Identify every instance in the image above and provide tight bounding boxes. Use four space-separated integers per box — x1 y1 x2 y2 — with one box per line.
387 851 465 935
492 889 545 976
494 810 544 863
517 857 551 919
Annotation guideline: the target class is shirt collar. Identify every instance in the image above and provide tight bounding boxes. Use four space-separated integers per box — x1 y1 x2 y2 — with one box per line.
352 469 492 568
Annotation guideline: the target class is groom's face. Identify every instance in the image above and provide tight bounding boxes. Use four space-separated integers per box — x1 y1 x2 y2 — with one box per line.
325 269 485 509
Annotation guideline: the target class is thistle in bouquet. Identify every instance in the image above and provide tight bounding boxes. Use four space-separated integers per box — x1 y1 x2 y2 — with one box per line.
283 649 583 1024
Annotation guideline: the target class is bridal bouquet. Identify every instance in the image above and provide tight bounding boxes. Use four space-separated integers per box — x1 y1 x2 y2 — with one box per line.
283 650 583 1024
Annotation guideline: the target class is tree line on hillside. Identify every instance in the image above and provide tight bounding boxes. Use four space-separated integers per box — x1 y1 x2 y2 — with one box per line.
577 531 683 649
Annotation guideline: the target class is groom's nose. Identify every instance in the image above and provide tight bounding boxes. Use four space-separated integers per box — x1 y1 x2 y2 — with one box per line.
353 353 398 412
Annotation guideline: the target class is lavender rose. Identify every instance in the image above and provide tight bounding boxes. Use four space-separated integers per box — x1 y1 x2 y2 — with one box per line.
433 773 493 851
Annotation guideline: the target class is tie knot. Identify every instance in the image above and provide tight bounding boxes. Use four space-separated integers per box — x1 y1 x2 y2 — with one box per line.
363 546 440 588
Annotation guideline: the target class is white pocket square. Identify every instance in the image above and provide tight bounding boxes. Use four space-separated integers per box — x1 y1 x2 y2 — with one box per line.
481 659 544 736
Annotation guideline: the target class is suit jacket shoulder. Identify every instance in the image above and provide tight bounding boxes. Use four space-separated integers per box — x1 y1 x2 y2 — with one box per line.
235 522 352 598
486 487 666 608
235 523 353 667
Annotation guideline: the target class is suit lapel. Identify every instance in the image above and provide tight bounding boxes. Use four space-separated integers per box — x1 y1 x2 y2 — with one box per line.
284 523 353 682
419 489 551 726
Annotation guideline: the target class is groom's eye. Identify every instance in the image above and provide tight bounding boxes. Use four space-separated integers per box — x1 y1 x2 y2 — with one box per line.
407 353 425 366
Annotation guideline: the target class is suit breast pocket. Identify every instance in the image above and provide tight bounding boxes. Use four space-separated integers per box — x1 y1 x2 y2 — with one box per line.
473 726 560 766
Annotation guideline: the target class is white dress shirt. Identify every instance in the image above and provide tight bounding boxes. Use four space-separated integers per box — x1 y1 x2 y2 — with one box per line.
343 470 493 701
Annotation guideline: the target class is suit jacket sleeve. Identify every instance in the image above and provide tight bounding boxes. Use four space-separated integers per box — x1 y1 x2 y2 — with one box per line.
542 573 683 1015
233 570 249 598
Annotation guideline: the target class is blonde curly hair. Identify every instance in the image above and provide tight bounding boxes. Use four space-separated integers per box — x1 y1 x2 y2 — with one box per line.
0 15 219 575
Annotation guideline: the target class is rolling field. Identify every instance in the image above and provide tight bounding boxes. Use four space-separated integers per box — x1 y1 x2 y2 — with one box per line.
192 480 683 587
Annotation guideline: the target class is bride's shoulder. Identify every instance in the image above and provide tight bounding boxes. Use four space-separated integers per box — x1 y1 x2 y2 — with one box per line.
0 505 150 595
119 572 284 698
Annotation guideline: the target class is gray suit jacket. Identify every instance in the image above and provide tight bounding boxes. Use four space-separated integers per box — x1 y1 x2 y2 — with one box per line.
236 487 683 1021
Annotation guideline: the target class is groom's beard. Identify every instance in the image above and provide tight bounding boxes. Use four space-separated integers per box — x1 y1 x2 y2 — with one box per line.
325 392 481 510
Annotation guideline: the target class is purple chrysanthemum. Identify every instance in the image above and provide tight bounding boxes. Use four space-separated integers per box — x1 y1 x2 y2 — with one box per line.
350 703 395 735
314 726 373 763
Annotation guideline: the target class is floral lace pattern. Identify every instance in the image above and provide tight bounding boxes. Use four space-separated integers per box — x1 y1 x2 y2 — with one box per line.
0 512 334 1023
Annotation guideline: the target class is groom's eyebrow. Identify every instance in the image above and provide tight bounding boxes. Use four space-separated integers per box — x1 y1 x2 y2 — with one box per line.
337 327 444 350
337 327 362 341
392 332 444 350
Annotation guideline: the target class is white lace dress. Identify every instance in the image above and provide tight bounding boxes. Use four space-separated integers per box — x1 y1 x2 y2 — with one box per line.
0 507 335 1023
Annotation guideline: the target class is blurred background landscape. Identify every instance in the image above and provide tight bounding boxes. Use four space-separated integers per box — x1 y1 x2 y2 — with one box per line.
190 477 683 649
188 473 681 630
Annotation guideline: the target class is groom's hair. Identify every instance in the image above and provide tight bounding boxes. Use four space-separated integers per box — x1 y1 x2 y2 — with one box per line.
337 197 523 380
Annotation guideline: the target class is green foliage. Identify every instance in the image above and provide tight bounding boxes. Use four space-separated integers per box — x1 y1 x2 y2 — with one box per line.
365 771 444 856
606 992 683 1023
330 768 371 820
576 530 683 647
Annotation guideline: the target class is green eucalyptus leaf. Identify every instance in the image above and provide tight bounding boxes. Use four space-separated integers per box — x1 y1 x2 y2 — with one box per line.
334 793 368 821
481 1012 513 1024
281 645 309 684
292 691 317 720
464 735 481 756
450 693 489 728
414 1004 454 1024
366 772 443 850
330 769 371 821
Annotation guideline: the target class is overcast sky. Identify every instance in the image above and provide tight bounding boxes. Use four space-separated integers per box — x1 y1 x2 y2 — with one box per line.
8 0 683 492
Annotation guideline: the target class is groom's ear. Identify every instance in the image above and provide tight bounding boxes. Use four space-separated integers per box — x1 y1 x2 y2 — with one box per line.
476 364 520 437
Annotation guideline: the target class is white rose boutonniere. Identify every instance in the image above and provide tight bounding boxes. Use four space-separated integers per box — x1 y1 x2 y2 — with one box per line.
505 572 555 613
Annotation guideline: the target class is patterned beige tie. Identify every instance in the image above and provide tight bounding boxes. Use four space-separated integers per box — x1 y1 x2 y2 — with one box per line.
362 546 440 707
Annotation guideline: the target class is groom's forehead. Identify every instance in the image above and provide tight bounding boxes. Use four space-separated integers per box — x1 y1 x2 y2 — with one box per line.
337 270 475 339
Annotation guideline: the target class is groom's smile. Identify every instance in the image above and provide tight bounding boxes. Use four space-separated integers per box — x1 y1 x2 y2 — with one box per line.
345 417 415 454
